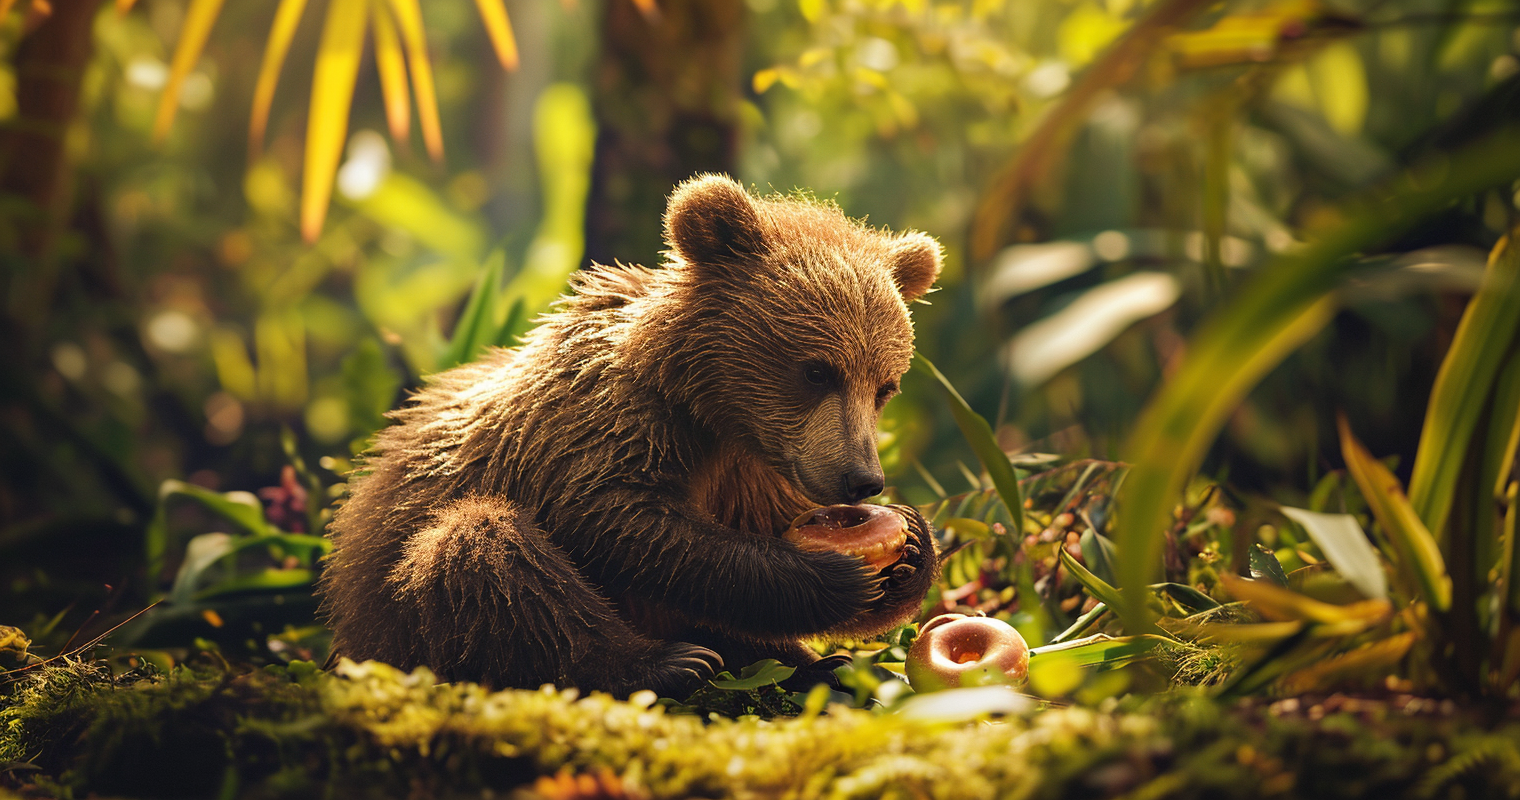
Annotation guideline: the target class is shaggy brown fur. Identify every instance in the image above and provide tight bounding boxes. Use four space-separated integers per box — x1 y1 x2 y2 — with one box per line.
318 175 942 696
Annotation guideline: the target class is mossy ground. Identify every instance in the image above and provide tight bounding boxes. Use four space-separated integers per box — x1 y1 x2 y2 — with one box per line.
4 657 1519 800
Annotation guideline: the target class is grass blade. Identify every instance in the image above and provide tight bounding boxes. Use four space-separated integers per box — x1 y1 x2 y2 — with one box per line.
912 353 1025 536
1113 129 1520 634
1279 506 1388 600
473 0 519 70
1408 232 1520 540
386 0 444 162
440 248 507 370
152 0 226 142
248 0 309 158
300 0 369 243
1338 415 1451 612
1029 633 1172 668
1505 481 1519 615
371 0 411 144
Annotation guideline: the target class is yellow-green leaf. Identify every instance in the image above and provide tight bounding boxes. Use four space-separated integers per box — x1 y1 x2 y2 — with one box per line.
248 0 309 158
152 0 226 143
1408 233 1520 540
371 0 411 144
386 0 444 162
473 0 519 70
1338 415 1451 612
1220 572 1391 624
301 0 369 243
1277 631 1416 695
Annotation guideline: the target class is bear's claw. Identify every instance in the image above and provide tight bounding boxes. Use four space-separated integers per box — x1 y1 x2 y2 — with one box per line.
646 641 723 697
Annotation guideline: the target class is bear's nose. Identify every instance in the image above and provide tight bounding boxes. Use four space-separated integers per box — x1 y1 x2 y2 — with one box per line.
842 469 885 503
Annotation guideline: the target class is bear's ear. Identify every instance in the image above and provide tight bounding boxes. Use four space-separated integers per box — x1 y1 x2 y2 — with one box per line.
664 174 767 272
888 232 942 302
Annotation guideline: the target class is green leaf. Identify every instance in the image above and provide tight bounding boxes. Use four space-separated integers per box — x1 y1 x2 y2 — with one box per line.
146 481 273 586
441 248 509 370
1113 129 1520 633
1079 528 1118 586
1408 234 1520 541
1279 506 1388 601
1248 544 1291 587
709 658 796 691
912 353 1025 537
1059 547 1124 609
169 533 235 605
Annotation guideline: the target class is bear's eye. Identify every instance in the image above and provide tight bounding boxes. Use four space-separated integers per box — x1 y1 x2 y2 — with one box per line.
875 382 899 406
802 364 834 388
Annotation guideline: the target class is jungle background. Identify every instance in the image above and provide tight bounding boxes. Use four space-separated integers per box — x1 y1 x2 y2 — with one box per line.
3 0 1520 797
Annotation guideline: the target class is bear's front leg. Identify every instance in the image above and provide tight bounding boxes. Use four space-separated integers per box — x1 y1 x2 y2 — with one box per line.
389 496 722 697
560 496 933 641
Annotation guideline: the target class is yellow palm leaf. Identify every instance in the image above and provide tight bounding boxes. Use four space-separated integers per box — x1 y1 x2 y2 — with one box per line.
152 0 226 143
473 0 519 70
301 0 369 242
248 0 310 159
386 0 444 162
372 0 411 144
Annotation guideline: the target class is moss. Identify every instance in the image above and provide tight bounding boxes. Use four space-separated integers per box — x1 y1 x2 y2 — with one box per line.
4 659 1519 799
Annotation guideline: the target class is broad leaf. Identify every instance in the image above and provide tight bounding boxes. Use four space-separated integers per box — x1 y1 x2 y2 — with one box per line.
1248 543 1290 587
709 659 796 691
1279 506 1388 600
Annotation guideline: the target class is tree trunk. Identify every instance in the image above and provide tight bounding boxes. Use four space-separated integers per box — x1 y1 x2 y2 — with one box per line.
583 0 745 269
0 0 100 329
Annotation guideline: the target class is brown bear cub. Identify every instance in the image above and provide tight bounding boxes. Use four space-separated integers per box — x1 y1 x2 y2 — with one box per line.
318 175 942 697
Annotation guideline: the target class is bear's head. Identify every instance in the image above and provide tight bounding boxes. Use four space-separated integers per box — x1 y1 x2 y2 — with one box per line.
653 174 941 507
